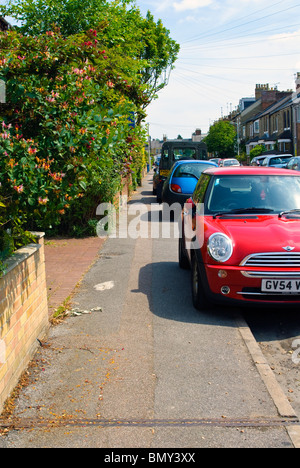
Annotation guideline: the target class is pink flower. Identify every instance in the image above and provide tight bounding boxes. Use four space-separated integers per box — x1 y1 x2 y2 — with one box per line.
28 146 37 154
13 185 24 193
38 197 49 205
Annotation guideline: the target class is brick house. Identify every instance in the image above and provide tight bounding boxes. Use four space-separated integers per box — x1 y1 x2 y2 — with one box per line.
232 84 295 157
292 73 300 156
247 93 294 155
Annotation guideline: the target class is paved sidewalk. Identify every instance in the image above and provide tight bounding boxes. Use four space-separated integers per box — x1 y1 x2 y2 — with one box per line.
1 173 300 448
44 236 106 315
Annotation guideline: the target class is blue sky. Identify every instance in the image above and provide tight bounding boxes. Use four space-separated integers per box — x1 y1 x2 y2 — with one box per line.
137 0 300 140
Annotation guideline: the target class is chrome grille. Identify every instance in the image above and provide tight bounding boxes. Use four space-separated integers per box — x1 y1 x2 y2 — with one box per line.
241 252 300 268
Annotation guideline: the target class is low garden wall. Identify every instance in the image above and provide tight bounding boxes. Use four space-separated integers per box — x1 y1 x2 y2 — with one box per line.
0 232 49 414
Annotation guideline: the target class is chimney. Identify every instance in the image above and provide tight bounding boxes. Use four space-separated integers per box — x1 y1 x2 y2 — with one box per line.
255 84 270 100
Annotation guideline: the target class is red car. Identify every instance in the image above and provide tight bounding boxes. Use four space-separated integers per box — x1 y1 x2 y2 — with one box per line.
179 166 300 309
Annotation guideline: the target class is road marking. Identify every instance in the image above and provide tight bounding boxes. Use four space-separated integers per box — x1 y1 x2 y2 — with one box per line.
94 281 115 291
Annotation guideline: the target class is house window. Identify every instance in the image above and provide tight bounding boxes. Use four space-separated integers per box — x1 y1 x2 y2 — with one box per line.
250 124 254 137
284 111 291 130
273 116 278 132
254 120 259 134
264 118 269 133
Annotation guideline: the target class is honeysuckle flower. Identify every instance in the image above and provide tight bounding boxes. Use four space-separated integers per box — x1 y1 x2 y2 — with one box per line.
38 197 49 205
28 146 37 154
13 184 24 193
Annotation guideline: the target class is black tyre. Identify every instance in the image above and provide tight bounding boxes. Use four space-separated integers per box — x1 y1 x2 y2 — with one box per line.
191 255 211 310
179 235 190 270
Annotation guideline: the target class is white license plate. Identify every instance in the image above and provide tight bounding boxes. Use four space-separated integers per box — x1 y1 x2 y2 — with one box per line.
262 279 300 294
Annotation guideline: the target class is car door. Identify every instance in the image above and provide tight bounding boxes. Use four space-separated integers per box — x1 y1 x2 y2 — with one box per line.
287 158 295 170
184 173 211 256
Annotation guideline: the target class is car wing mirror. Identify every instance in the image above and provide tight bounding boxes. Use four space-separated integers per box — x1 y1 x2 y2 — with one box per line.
184 198 196 215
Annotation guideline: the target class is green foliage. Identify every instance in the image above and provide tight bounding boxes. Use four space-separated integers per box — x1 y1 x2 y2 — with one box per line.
0 1 179 242
0 192 35 275
0 0 180 107
204 120 237 158
250 145 267 158
0 27 148 237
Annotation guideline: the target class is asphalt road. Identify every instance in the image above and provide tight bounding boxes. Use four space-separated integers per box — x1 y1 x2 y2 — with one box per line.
1 173 299 449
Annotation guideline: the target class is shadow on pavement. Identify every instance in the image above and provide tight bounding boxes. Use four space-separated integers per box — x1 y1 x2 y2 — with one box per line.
133 261 240 328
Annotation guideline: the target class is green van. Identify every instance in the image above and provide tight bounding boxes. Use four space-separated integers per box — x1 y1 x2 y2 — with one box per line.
154 140 208 202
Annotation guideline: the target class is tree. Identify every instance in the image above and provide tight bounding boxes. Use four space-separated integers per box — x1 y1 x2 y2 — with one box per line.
204 121 236 158
0 0 180 110
0 0 179 238
250 144 266 158
0 27 148 236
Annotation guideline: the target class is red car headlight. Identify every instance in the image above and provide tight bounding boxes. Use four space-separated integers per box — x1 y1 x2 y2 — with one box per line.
207 233 233 263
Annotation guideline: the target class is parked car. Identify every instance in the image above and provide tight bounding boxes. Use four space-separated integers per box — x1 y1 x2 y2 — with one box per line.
219 158 240 167
179 166 300 309
261 154 292 168
161 160 217 208
153 168 160 195
250 155 267 166
286 156 300 171
155 140 208 203
209 158 221 166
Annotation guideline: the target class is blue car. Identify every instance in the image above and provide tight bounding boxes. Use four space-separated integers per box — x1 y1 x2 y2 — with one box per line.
161 159 218 207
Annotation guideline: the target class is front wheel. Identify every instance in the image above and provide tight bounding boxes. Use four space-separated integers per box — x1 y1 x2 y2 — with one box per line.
179 235 190 270
191 255 211 311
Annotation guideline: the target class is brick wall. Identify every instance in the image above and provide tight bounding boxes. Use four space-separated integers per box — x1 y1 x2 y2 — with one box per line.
0 233 49 414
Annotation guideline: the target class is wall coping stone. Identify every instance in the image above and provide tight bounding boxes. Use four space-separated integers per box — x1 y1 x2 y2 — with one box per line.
3 232 45 276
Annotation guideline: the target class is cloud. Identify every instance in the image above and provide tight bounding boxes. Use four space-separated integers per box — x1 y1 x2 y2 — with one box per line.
173 0 214 12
